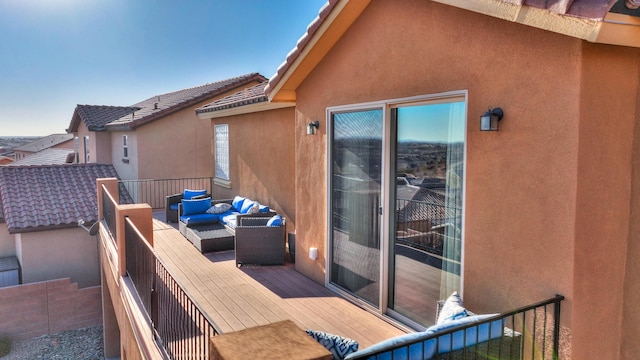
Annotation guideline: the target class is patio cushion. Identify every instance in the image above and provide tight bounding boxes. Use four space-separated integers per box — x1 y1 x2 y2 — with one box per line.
306 329 359 360
169 203 179 211
232 196 246 211
344 314 502 360
258 204 270 213
180 213 219 226
266 214 283 227
220 212 240 228
240 199 257 214
207 202 233 214
182 197 211 216
184 189 207 200
437 291 468 324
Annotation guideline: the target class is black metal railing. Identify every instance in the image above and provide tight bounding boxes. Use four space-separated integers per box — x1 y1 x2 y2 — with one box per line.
101 184 117 244
119 177 215 209
125 219 155 319
348 295 565 360
122 215 220 359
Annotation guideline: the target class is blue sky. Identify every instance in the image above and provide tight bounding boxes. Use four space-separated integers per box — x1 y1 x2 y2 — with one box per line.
0 0 326 136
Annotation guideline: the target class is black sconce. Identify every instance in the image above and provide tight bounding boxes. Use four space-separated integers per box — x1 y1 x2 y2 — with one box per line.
480 107 504 131
307 120 320 135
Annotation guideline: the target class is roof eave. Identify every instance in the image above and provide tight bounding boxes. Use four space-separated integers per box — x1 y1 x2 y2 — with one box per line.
433 0 640 48
197 101 296 120
267 0 372 103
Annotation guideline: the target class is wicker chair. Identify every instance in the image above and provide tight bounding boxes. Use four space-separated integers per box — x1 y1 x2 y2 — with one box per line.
235 216 286 266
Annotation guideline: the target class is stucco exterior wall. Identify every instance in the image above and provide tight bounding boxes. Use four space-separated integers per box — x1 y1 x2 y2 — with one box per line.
289 1 639 358
570 42 639 360
0 223 15 257
211 107 296 233
620 48 640 360
17 227 100 288
94 130 112 164
136 82 263 181
111 131 139 181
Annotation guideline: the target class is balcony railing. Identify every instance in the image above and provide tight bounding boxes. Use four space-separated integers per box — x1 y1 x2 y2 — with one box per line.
119 177 215 209
101 179 220 359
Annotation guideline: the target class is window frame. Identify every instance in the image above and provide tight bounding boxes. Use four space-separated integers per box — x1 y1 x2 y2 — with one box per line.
214 124 231 188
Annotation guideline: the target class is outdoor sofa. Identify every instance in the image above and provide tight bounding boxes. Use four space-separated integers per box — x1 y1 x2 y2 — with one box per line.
176 195 286 264
336 293 564 360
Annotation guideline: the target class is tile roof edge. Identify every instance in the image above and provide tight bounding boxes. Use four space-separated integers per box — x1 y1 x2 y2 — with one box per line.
120 73 268 129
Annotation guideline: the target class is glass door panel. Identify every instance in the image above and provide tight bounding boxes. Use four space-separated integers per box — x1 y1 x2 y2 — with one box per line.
389 101 465 327
329 109 383 307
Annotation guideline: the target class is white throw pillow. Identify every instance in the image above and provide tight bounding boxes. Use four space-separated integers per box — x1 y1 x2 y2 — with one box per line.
206 202 232 214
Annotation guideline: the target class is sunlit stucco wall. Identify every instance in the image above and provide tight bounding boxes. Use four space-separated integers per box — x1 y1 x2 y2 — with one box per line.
135 81 264 180
290 0 639 358
211 106 296 234
0 223 15 257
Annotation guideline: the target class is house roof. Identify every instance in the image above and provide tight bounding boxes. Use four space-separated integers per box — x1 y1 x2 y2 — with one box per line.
265 0 637 101
0 164 128 234
67 105 141 133
196 81 295 119
13 134 74 153
6 148 74 166
107 73 267 130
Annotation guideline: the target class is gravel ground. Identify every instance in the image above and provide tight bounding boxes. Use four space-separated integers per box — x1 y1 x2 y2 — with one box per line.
1 325 104 360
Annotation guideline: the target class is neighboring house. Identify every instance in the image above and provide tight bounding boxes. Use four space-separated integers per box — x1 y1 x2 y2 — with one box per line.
0 156 14 165
0 163 126 288
6 148 75 166
67 73 267 184
199 0 640 359
13 133 74 161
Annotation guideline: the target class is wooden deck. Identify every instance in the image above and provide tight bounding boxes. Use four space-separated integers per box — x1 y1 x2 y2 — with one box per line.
151 218 406 348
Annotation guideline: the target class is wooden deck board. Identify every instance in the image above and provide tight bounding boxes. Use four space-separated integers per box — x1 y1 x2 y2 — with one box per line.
150 218 406 348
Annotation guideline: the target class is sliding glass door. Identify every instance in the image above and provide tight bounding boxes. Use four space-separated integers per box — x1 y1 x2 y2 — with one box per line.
388 101 465 327
328 93 466 328
329 109 383 307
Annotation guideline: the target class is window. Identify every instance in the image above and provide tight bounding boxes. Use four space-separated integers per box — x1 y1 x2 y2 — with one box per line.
84 135 90 163
74 137 79 164
214 124 230 187
123 135 128 158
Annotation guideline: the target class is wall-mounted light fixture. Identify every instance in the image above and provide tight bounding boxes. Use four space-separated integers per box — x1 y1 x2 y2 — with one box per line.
480 107 504 131
306 120 320 135
78 219 99 236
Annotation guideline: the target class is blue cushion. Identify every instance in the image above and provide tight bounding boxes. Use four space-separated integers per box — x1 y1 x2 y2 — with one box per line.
182 197 211 216
183 189 207 200
426 314 503 355
266 214 283 227
344 314 502 360
169 203 179 211
232 196 246 211
240 199 257 214
258 204 270 213
180 213 219 225
306 330 359 360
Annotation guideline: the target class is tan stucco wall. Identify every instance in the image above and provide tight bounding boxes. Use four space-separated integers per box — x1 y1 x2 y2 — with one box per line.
111 131 139 181
211 107 296 233
17 227 100 288
94 130 112 164
135 82 264 181
0 223 16 257
289 1 640 358
620 48 640 360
